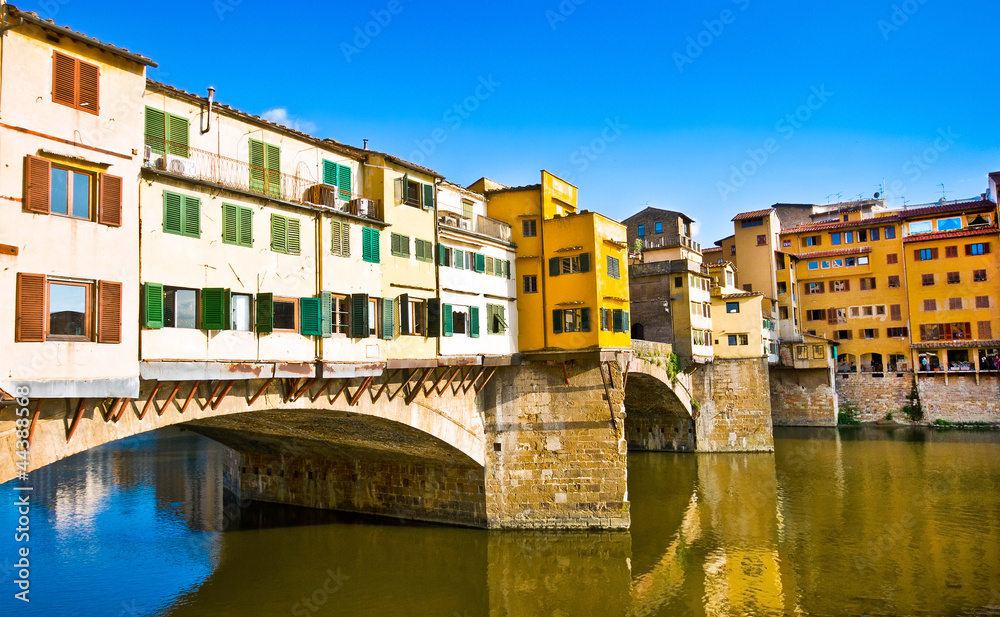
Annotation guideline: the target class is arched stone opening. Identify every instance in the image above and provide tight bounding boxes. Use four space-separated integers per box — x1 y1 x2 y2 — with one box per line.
623 373 695 452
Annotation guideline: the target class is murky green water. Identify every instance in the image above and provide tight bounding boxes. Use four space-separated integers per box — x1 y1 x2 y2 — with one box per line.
3 426 999 616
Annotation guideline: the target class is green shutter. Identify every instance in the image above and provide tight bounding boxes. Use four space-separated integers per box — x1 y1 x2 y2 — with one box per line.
423 183 434 210
264 143 281 198
362 227 379 263
497 305 507 334
143 282 164 329
381 297 394 340
271 214 287 253
553 309 563 334
238 206 253 247
145 107 166 155
438 243 447 265
454 249 464 269
182 195 201 238
338 221 351 257
442 303 453 337
612 309 623 333
331 220 342 256
470 306 480 338
351 294 369 338
549 257 560 277
202 288 228 330
287 218 301 254
399 294 410 335
579 252 591 273
256 293 274 334
163 191 183 235
323 159 337 185
401 235 410 257
401 173 409 205
337 163 352 201
581 307 591 333
320 291 333 338
427 299 441 337
301 297 322 336
249 139 265 194
166 113 189 157
475 253 485 273
624 311 630 333
222 203 238 245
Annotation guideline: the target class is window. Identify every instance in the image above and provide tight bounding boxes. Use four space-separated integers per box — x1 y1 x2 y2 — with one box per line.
331 220 351 257
559 308 587 333
726 302 740 313
249 139 281 197
885 226 896 239
876 305 886 316
453 249 465 270
821 261 831 269
549 253 590 276
977 296 990 309
46 280 90 340
362 227 380 263
857 229 868 243
915 248 938 261
831 280 849 293
947 272 961 285
407 299 425 336
808 261 819 270
743 284 752 292
870 228 880 241
522 275 539 294
322 160 352 201
796 345 808 359
845 257 856 267
654 221 663 234
850 306 860 318
165 287 198 329
230 293 252 331
607 255 621 279
979 321 992 339
462 200 475 220
890 304 902 321
829 307 848 324
332 295 349 335
602 308 629 333
923 299 937 312
806 309 826 321
888 275 900 288
945 246 958 258
756 234 766 246
523 219 537 237
414 238 433 262
921 274 935 286
741 219 763 228
910 221 933 234
886 253 898 265
638 224 646 237
50 165 93 220
739 334 749 345
779 306 788 320
859 277 876 291
674 276 683 288
966 243 990 256
485 256 494 275
776 253 786 270
805 236 821 246
451 306 469 335
831 233 841 245
52 51 99 114
937 217 962 232
162 191 200 238
949 298 963 310
730 245 736 255
861 328 878 339
391 233 411 257
834 330 852 341
974 269 987 282
368 298 381 336
272 297 297 331
862 306 874 317
270 214 301 255
807 282 825 295
777 282 787 294
845 232 854 244
727 335 737 346
487 304 508 334
887 327 908 338
222 203 254 247
145 107 189 157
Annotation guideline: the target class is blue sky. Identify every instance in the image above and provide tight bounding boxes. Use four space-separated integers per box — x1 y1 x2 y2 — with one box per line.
35 0 1000 244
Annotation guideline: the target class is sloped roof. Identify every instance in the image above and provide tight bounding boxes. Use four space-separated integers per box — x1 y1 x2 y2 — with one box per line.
622 206 694 224
732 208 775 222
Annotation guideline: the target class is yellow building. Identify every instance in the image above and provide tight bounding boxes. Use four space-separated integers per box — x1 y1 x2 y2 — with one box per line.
708 262 779 362
473 171 630 353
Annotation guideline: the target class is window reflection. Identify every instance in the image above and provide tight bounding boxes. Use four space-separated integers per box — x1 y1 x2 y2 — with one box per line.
49 282 87 337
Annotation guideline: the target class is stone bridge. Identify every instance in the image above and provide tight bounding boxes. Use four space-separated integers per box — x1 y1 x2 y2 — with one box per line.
1 343 772 528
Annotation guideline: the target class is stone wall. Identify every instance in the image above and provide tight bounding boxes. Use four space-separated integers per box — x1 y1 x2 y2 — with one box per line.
918 374 1000 423
769 367 837 426
624 373 695 452
482 360 630 530
691 358 774 452
835 372 912 422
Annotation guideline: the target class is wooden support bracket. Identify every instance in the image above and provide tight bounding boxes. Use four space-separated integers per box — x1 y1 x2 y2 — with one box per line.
202 381 225 411
423 368 447 397
291 377 318 402
371 370 399 404
179 381 201 414
347 376 374 406
463 367 485 394
329 379 352 405
101 398 122 423
27 400 42 446
310 379 333 403
248 378 275 406
159 382 182 416
406 368 434 405
388 369 416 402
140 381 161 420
452 367 470 395
474 367 498 394
211 381 235 410
112 399 130 423
562 361 570 385
66 398 88 443
437 366 461 396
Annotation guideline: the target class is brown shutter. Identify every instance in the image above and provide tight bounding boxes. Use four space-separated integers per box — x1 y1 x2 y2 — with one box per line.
23 155 51 214
890 304 901 321
985 243 992 254
77 60 99 114
931 248 939 259
52 51 76 107
97 280 122 344
15 273 46 342
98 174 122 227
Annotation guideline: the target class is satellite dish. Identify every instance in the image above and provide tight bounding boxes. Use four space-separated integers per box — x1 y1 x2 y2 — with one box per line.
874 192 880 199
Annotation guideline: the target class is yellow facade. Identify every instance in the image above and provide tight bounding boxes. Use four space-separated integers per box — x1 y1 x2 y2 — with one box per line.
482 171 629 352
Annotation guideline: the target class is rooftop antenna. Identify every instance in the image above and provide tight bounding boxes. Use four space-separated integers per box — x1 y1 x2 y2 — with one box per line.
938 183 947 201
902 196 909 209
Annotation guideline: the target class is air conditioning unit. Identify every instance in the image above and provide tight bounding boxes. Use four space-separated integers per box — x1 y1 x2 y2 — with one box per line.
351 198 374 216
143 145 152 163
165 154 197 177
305 184 341 209
460 218 471 230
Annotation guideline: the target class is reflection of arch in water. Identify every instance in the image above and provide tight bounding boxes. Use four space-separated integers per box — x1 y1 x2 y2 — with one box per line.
624 373 695 452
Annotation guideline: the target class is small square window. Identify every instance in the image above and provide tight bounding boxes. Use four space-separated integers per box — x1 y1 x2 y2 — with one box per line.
48 280 91 340
273 298 298 331
231 293 252 331
522 219 537 238
654 221 663 234
523 275 538 294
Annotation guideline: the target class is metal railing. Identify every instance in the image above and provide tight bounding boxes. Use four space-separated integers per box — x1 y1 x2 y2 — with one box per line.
143 137 383 222
641 234 701 252
437 211 512 243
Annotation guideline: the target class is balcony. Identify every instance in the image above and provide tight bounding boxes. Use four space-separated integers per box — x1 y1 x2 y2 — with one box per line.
143 138 383 222
640 234 701 253
438 211 512 243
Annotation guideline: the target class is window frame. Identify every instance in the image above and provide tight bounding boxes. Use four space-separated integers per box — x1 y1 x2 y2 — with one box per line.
332 294 350 336
522 219 538 237
46 279 92 341
164 286 199 329
230 293 253 331
49 164 94 221
523 274 538 294
272 297 299 332
52 51 99 114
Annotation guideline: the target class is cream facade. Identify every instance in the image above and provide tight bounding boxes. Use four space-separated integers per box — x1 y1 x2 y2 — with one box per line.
0 7 153 397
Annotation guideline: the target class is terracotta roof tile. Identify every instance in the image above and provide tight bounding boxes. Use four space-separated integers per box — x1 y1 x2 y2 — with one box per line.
732 208 775 221
901 226 999 244
781 199 996 235
791 246 871 260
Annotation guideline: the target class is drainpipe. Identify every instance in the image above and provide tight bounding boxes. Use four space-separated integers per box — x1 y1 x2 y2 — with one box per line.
315 210 323 366
201 86 214 134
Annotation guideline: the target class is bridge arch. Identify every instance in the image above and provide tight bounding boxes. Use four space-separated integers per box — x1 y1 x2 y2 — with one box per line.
625 342 696 452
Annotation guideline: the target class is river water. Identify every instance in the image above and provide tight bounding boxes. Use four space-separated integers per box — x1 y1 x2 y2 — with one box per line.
2 426 999 616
